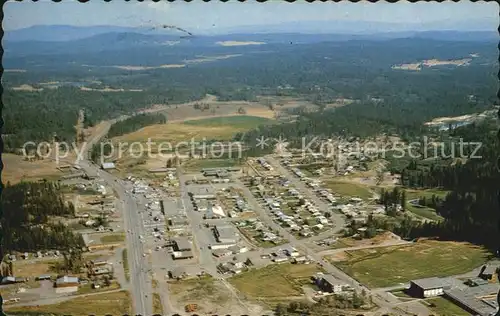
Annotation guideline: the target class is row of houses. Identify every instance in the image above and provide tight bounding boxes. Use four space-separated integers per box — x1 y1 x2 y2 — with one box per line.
256 158 273 171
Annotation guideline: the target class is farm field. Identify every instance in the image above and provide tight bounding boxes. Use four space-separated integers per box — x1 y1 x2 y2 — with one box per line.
229 263 322 299
3 153 66 184
182 158 242 172
114 115 273 144
331 240 491 288
323 180 374 199
183 115 272 129
4 290 132 315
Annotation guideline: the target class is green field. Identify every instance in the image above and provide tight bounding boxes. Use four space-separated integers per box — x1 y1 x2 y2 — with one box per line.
100 233 125 243
405 189 450 200
405 189 449 221
182 158 242 171
426 297 471 316
183 115 273 129
324 180 373 199
229 263 322 298
406 204 443 221
333 240 491 288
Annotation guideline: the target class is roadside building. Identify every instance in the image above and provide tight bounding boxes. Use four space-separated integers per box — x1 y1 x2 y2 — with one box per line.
101 162 116 170
55 276 79 294
212 249 233 258
36 275 52 281
172 251 194 260
408 277 447 298
168 267 187 280
316 274 346 294
173 237 192 252
1 276 16 285
213 225 239 244
84 169 99 180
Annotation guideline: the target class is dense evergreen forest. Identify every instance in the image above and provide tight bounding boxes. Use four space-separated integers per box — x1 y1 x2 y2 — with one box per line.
3 37 496 153
2 88 203 151
1 181 85 255
107 113 167 138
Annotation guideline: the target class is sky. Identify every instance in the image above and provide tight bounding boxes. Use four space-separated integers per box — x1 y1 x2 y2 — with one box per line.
4 0 499 33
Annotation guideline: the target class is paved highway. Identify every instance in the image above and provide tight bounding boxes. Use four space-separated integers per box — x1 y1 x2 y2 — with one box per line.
79 121 153 316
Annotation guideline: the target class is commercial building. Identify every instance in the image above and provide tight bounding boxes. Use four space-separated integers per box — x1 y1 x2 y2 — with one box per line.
212 249 233 258
408 277 448 298
315 274 346 294
172 251 194 260
55 276 79 294
173 238 192 252
444 283 500 316
213 225 239 244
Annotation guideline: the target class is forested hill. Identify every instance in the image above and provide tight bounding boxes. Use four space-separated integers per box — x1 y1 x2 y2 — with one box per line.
3 36 496 152
1 181 85 254
107 113 167 138
2 88 204 151
398 122 500 251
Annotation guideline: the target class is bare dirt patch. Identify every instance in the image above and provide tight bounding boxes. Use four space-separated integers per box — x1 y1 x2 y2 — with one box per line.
111 64 186 71
4 69 27 73
2 153 76 184
80 87 144 92
11 84 43 91
168 277 264 315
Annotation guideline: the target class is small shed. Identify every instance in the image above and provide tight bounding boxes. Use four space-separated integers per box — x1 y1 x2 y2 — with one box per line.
101 162 116 170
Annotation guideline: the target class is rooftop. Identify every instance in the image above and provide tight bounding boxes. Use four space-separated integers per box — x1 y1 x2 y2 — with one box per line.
321 274 346 286
56 276 79 285
411 277 449 290
445 283 500 316
174 237 192 250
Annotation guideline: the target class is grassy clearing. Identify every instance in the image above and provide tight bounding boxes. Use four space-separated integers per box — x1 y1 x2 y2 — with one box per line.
12 260 60 277
426 296 471 316
115 115 272 145
333 240 491 288
405 188 449 221
153 293 163 315
182 158 241 171
183 115 272 129
406 204 443 221
5 290 132 315
122 249 130 282
323 180 373 199
405 189 450 200
229 263 321 298
100 233 125 243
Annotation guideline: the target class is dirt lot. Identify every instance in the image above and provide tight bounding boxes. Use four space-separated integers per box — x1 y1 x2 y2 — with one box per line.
5 290 132 315
2 153 74 184
168 276 266 315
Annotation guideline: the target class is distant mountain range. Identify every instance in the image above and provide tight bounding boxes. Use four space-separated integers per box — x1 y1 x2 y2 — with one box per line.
3 25 497 57
4 23 498 42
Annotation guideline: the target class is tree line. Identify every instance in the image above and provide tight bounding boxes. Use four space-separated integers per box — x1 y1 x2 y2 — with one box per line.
1 181 85 257
107 113 167 138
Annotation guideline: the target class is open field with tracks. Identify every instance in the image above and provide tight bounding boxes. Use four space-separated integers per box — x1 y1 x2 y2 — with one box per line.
331 240 491 288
